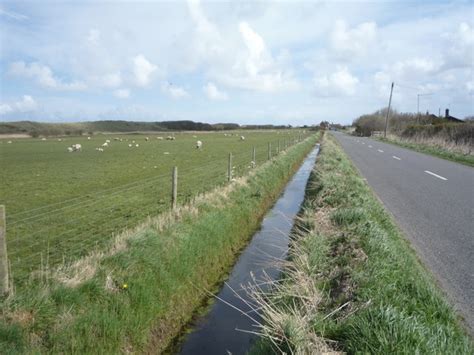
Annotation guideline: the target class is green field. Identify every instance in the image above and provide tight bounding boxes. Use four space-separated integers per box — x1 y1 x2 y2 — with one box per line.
0 130 305 284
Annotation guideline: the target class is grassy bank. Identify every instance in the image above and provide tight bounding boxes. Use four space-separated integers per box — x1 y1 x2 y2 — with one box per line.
252 133 472 354
0 134 320 353
377 135 474 167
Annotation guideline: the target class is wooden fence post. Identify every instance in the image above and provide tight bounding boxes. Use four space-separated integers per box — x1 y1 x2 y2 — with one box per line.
171 167 178 210
268 142 272 160
252 147 256 163
228 153 233 182
0 205 8 295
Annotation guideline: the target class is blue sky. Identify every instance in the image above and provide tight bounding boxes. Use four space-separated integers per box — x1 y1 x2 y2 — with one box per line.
0 0 473 125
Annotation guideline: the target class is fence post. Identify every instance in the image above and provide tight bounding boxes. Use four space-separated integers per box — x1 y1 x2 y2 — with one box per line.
0 205 8 295
228 153 233 182
252 147 256 163
171 167 178 210
268 142 272 160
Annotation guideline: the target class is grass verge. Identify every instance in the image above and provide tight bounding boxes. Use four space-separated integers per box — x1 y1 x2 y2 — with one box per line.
0 134 320 354
376 136 474 167
251 133 473 354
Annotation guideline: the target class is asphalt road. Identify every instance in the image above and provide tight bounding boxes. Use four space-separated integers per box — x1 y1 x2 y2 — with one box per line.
331 131 474 333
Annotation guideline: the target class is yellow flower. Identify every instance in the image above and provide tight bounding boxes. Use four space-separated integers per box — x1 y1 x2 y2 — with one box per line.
122 283 128 289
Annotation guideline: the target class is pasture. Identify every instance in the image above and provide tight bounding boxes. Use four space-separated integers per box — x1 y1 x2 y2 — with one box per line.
0 130 304 283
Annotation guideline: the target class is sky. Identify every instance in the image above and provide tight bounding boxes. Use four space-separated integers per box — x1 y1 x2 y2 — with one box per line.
0 0 473 126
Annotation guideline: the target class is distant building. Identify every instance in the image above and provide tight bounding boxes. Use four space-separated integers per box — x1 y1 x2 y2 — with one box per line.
442 109 463 123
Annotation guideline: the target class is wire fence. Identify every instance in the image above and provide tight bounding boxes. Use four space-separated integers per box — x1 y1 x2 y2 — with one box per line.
1 133 310 289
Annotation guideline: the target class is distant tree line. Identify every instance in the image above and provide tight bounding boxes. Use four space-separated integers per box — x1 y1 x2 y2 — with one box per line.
0 120 297 137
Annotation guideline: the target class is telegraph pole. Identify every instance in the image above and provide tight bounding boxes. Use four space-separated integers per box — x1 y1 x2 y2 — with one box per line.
384 82 394 138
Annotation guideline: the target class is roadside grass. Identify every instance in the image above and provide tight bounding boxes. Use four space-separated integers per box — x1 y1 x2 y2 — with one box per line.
252 133 473 354
0 134 320 354
376 135 474 167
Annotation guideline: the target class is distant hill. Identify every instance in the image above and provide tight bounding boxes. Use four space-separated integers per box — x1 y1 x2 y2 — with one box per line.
0 120 290 137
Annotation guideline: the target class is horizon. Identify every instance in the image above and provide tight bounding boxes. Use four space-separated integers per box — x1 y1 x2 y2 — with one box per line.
1 0 473 125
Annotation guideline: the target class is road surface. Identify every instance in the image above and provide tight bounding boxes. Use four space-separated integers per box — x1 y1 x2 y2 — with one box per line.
332 131 474 333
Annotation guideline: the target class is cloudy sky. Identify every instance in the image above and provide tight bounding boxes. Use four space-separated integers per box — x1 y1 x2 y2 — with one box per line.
0 0 473 125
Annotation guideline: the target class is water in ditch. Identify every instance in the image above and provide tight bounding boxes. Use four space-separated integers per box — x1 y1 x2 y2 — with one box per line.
177 144 320 355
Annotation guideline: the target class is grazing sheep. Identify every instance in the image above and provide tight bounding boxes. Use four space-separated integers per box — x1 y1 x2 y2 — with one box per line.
87 137 91 140
132 140 136 144
157 136 164 140
114 138 120 141
166 136 175 141
196 140 202 149
71 143 82 151
41 138 46 141
95 147 104 152
192 135 197 138
163 152 170 155
240 135 245 141
145 137 149 141
105 139 111 143
102 142 108 147
135 144 139 147
7 140 12 144
67 147 73 152
128 144 133 147
57 138 62 142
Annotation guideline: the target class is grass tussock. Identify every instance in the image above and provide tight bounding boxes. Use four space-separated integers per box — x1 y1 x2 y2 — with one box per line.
252 133 473 354
0 134 320 354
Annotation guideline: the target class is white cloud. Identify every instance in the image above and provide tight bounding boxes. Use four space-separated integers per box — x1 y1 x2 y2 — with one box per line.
331 20 377 57
0 95 38 115
0 6 28 21
86 29 101 46
113 89 130 99
314 67 359 96
443 22 474 69
132 55 158 87
161 82 190 99
9 61 87 91
203 82 228 100
467 80 474 94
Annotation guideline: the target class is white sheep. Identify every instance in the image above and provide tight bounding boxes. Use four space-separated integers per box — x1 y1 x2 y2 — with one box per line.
67 147 73 152
128 144 133 147
41 138 46 141
240 135 245 141
95 147 104 152
135 144 139 147
145 137 149 141
196 140 202 149
105 139 111 143
166 136 175 140
72 143 82 151
7 140 12 144
132 140 135 144
87 136 91 140
102 142 108 147
157 136 164 140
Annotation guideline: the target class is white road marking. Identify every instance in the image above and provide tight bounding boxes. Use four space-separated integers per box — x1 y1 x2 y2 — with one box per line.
392 156 401 160
424 170 448 181
377 149 384 153
368 145 373 148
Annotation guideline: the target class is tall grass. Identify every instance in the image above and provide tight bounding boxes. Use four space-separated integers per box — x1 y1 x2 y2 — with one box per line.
0 134 320 354
252 133 473 354
379 133 474 167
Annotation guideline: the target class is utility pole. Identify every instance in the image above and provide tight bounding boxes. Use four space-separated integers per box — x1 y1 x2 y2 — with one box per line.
384 82 394 138
417 93 433 113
